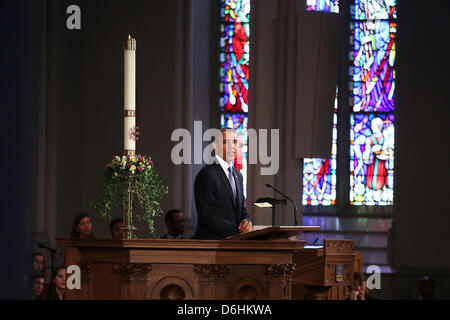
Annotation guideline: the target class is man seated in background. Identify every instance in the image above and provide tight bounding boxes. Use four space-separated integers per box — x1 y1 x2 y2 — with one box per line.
110 218 125 240
160 209 185 239
29 273 46 300
30 252 45 275
23 252 46 298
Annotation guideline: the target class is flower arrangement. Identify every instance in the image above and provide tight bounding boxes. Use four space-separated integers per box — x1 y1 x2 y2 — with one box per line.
91 154 168 236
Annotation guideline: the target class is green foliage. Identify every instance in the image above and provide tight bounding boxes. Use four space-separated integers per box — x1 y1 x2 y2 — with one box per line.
91 154 168 235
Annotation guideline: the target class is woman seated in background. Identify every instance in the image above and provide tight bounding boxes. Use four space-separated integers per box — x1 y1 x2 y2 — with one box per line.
70 213 95 238
48 267 66 300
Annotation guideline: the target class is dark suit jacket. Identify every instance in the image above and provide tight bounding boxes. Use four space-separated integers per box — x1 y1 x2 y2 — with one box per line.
193 163 250 239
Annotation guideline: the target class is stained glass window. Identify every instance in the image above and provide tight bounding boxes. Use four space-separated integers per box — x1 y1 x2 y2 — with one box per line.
350 0 396 206
221 114 248 198
306 0 340 13
350 0 396 112
351 0 397 20
303 0 339 206
303 90 338 206
220 0 249 196
220 0 250 113
303 0 396 207
350 113 394 205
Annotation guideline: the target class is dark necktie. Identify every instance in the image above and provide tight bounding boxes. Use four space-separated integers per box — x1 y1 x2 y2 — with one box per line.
228 167 237 201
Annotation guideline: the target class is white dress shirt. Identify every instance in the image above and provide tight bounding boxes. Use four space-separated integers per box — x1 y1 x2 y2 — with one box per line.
215 154 233 177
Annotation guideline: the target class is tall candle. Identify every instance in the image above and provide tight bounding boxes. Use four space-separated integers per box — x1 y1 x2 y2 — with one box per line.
124 35 136 157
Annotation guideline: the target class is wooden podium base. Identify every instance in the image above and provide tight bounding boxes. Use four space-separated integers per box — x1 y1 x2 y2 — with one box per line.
58 232 361 300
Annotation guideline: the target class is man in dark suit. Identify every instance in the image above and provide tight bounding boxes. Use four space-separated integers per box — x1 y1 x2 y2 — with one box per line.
193 128 254 239
160 209 185 239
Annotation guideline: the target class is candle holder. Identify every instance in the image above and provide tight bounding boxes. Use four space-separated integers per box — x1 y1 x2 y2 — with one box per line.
121 174 138 239
91 154 168 237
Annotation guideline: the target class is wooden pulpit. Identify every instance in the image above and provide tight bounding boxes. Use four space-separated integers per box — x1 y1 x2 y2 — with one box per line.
57 226 361 300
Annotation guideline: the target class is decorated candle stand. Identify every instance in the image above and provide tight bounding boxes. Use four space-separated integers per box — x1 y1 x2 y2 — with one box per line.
91 36 168 239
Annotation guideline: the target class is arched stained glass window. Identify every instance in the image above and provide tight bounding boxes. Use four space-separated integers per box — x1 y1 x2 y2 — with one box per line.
220 0 250 197
350 0 396 205
306 0 340 13
302 2 340 206
303 90 338 206
302 0 396 207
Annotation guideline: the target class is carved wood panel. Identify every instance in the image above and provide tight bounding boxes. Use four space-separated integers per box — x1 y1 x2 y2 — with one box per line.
193 264 233 280
113 263 152 280
264 264 296 277
324 240 355 255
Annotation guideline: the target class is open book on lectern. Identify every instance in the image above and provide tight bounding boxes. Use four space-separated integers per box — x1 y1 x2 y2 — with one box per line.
225 225 320 241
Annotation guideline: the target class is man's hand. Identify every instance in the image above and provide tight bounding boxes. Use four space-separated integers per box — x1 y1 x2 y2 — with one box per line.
238 220 254 234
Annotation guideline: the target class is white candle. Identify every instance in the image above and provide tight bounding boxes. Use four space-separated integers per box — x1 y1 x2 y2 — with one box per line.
124 35 136 157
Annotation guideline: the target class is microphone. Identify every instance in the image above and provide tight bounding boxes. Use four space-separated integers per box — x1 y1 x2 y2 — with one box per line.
265 183 299 226
38 243 62 255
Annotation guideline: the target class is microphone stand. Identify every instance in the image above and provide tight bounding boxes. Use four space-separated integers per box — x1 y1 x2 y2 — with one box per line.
38 243 61 299
38 242 61 280
266 183 299 226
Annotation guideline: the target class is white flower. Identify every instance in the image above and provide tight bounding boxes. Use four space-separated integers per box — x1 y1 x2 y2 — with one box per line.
115 156 120 161
122 156 127 162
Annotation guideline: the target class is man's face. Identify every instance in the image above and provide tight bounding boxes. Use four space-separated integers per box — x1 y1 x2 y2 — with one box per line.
168 212 185 236
32 255 45 273
215 130 238 164
111 221 125 240
32 277 45 297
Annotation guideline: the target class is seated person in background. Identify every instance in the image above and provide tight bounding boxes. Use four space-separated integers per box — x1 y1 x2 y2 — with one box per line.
418 275 435 300
48 267 66 300
24 252 46 297
110 218 125 240
348 272 376 300
31 252 45 275
160 209 185 239
29 273 46 300
70 213 95 238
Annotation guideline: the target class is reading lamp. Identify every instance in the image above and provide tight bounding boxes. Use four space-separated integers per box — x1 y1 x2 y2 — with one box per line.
254 197 286 226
